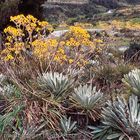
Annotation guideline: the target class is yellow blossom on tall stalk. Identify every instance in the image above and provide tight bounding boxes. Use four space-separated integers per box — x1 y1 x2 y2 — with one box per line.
61 25 104 66
54 48 67 63
4 54 14 61
4 26 24 37
65 26 94 48
10 14 28 26
32 39 58 59
1 14 104 68
1 14 53 61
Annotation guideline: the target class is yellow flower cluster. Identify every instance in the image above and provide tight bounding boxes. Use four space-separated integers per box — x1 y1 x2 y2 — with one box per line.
1 14 104 67
10 14 53 35
125 21 140 30
54 48 67 63
38 21 53 32
66 37 80 47
4 26 24 37
97 20 140 31
10 14 30 25
97 20 124 30
32 39 58 58
1 14 53 61
32 38 66 63
70 26 90 39
61 26 105 65
1 42 24 60
65 26 94 48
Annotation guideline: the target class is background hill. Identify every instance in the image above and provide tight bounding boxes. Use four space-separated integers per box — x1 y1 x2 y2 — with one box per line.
0 0 140 30
42 0 140 24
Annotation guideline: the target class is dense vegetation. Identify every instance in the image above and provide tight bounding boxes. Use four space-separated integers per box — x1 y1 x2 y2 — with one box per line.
0 0 140 140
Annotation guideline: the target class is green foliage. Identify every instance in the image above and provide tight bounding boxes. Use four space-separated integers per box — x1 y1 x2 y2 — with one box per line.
123 69 140 96
0 74 21 98
130 18 140 24
72 84 103 110
11 121 47 140
71 84 103 121
89 95 140 140
93 63 132 87
0 105 22 133
60 116 77 135
37 72 74 100
2 84 21 98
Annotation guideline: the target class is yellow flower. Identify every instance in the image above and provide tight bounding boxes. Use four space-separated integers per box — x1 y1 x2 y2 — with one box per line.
26 15 37 23
4 26 23 37
4 54 14 61
95 39 103 43
5 43 11 47
60 41 65 46
69 59 74 64
32 39 59 59
10 14 27 25
38 21 49 27
2 14 55 61
35 27 41 32
65 26 94 48
6 36 13 42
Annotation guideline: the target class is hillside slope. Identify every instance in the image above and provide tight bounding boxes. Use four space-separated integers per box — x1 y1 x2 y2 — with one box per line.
42 0 140 24
42 1 107 23
1 0 140 30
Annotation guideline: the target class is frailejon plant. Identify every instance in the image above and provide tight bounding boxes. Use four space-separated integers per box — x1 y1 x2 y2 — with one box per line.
89 95 140 140
123 69 140 96
60 116 77 135
37 72 74 100
71 84 103 121
0 73 21 99
11 120 47 140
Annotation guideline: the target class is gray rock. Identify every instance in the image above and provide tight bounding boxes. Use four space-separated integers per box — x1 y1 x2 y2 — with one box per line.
118 46 129 52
